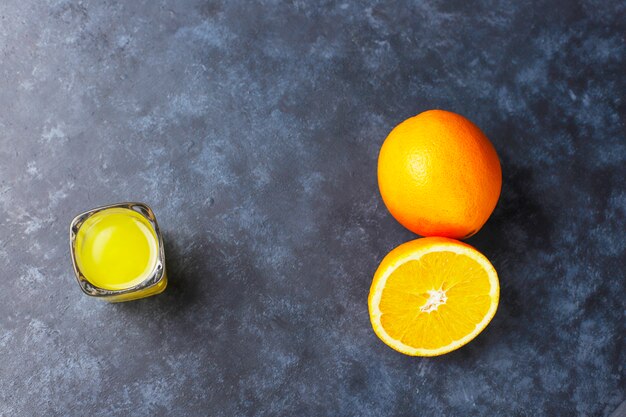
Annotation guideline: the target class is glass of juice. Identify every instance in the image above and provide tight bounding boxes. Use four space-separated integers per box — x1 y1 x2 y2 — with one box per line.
69 202 167 302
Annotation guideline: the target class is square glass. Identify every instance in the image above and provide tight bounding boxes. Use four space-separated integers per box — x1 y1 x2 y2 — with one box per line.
69 202 167 302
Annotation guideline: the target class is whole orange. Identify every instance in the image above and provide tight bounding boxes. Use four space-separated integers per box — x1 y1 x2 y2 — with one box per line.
378 109 501 239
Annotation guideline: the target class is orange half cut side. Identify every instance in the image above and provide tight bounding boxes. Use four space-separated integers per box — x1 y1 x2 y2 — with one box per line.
368 237 499 356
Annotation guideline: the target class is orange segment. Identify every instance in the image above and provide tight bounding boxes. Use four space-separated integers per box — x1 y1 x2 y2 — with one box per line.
368 237 499 356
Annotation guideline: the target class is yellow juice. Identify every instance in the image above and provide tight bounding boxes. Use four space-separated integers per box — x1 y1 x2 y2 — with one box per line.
74 208 159 291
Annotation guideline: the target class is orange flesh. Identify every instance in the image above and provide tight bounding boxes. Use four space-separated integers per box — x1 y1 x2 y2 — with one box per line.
378 251 492 350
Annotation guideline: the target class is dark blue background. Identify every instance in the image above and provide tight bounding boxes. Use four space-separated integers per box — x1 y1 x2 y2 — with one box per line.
0 1 624 415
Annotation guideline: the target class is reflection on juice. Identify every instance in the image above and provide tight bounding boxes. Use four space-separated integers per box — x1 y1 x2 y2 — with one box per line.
75 208 159 291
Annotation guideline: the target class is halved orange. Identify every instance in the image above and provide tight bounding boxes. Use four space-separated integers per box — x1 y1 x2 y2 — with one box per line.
368 237 499 356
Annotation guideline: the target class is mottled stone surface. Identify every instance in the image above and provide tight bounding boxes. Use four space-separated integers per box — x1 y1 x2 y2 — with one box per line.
0 0 624 415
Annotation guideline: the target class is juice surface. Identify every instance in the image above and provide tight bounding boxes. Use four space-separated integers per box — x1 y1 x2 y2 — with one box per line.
74 208 159 291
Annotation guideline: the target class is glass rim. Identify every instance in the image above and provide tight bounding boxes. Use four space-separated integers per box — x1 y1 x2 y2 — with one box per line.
69 201 166 298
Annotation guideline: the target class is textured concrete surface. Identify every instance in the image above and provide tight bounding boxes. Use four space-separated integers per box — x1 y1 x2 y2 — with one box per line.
0 0 624 416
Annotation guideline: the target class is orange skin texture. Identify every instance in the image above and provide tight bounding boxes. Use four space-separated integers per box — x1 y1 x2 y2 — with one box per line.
378 110 502 239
